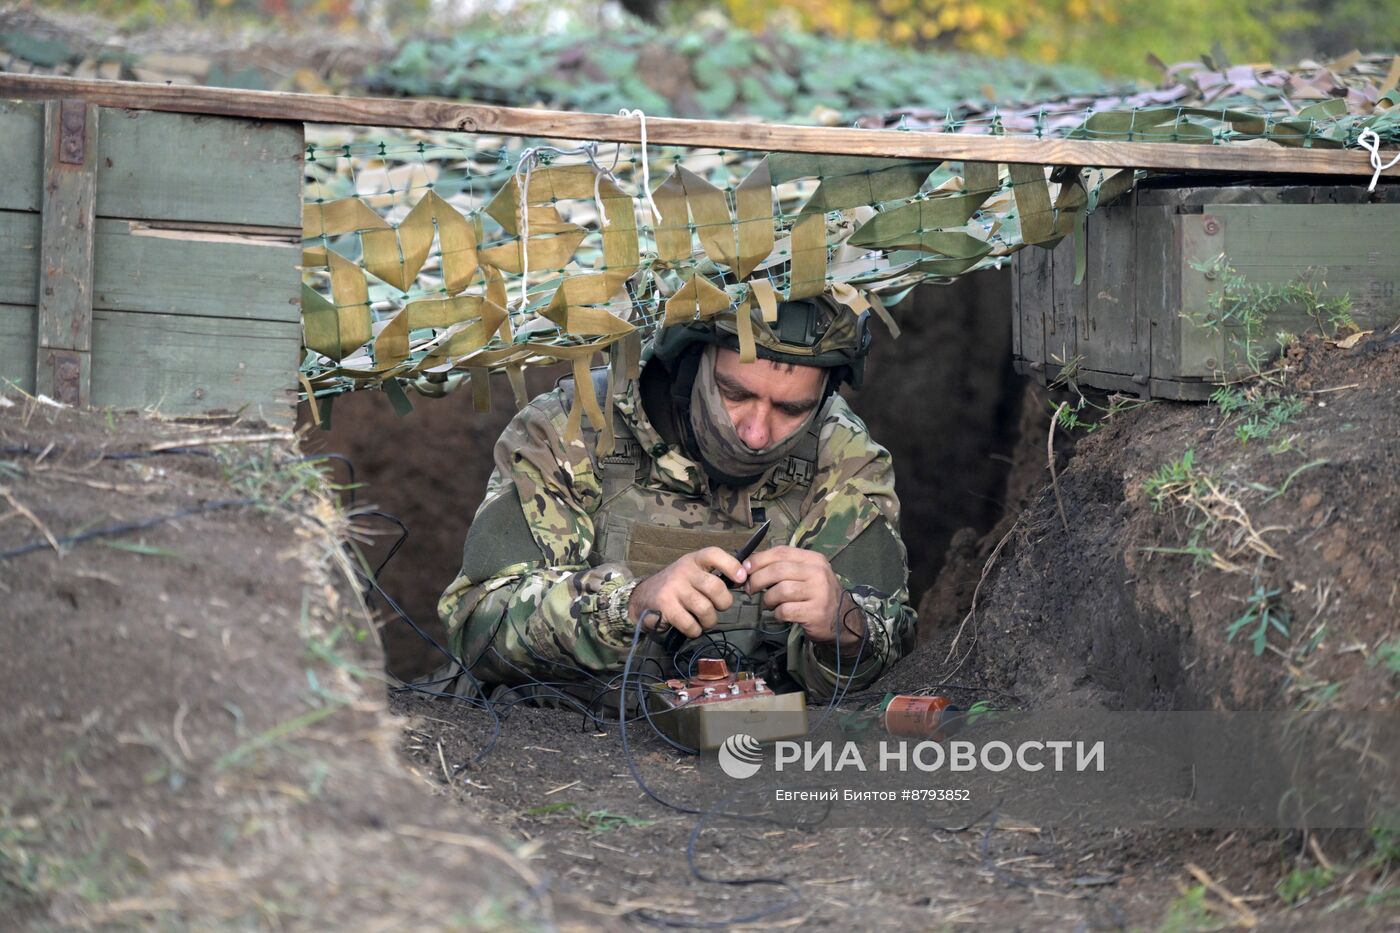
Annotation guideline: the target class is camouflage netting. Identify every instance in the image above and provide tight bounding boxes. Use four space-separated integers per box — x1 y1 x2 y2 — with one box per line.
301 51 1400 432
13 13 1391 424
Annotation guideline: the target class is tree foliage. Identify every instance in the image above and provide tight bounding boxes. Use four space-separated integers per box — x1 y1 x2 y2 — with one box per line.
719 0 1341 77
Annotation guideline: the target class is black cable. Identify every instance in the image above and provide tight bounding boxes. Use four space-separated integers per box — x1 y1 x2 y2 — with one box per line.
807 597 872 734
359 569 501 769
618 610 724 813
0 443 215 462
484 648 614 726
295 453 358 507
0 498 256 561
391 682 492 709
357 510 408 581
632 802 803 929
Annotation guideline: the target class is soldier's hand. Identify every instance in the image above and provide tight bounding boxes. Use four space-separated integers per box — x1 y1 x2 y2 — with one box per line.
628 547 747 639
743 546 864 650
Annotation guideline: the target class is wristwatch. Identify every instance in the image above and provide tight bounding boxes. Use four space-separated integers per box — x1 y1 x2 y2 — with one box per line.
593 578 641 644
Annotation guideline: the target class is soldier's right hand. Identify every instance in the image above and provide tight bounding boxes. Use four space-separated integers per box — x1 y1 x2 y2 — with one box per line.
628 547 748 639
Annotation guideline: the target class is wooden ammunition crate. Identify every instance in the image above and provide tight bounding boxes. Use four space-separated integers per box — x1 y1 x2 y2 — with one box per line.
0 99 303 424
1012 179 1400 399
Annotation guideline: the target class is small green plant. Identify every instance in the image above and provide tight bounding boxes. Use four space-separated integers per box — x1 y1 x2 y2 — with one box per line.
1143 449 1205 511
1236 395 1303 446
1209 385 1248 415
1370 639 1400 677
1189 259 1355 375
1050 393 1147 434
1158 884 1226 932
1047 356 1149 434
1209 385 1304 446
216 447 334 511
1276 865 1334 904
1370 825 1400 867
1226 582 1291 656
523 801 654 833
964 699 998 727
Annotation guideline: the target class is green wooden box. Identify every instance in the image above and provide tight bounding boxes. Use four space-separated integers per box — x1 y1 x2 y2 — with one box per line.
1012 180 1400 400
0 99 303 424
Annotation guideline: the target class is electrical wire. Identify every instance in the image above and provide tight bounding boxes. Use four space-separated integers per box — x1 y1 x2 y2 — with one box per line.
0 498 256 561
630 802 803 929
358 509 408 582
358 564 502 769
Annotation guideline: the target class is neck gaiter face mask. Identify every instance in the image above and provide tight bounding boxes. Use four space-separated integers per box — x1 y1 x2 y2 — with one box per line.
688 346 821 487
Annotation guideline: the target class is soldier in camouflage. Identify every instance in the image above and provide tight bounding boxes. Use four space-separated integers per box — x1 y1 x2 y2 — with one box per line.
438 292 917 701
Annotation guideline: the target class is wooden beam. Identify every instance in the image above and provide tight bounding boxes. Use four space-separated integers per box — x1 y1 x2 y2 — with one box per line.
3 73 1399 179
35 98 97 406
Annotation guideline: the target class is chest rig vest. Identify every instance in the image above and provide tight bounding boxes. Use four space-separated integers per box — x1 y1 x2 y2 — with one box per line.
571 370 823 681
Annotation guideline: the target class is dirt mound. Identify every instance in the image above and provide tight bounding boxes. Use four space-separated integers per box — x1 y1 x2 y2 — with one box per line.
901 327 1400 713
0 396 547 929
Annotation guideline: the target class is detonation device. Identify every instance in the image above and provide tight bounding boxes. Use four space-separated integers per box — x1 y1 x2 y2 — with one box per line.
646 520 809 750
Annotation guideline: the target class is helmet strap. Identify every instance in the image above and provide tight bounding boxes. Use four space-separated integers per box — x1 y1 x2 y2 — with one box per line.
667 343 707 463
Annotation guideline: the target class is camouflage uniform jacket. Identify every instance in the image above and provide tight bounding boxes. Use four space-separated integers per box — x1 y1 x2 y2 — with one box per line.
438 368 918 700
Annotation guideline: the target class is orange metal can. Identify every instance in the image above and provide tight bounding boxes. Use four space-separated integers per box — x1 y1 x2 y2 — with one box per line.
883 695 952 739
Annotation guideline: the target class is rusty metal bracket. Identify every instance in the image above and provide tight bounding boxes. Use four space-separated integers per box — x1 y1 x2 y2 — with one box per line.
47 350 83 406
58 97 87 164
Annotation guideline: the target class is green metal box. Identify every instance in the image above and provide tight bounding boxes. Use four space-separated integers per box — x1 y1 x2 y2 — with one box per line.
0 99 303 423
1012 180 1400 399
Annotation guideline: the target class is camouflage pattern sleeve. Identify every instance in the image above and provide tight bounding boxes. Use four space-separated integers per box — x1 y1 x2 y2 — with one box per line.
437 389 640 686
785 397 919 699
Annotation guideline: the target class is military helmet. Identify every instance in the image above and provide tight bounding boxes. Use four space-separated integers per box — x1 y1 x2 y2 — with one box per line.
649 292 874 388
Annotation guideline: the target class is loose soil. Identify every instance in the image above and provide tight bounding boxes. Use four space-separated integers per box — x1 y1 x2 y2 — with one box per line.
0 396 552 930
912 329 1400 714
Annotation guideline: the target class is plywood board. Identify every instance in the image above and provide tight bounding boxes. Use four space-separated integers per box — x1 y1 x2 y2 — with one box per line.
1082 197 1138 376
93 219 300 323
0 302 37 391
95 107 303 228
90 309 299 425
1046 232 1081 376
1211 203 1400 329
0 99 43 212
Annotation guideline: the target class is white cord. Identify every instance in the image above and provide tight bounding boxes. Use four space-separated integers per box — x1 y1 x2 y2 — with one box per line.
512 140 627 311
594 170 611 229
1358 127 1400 193
619 108 664 223
514 146 542 312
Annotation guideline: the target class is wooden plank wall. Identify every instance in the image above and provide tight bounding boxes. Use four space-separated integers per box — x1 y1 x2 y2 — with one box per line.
1014 181 1400 399
0 100 303 424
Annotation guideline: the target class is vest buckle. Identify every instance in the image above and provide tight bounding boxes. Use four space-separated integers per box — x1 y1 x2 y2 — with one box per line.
780 456 815 487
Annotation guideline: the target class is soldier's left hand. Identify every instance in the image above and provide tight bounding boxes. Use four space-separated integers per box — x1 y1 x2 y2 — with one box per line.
743 546 863 650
